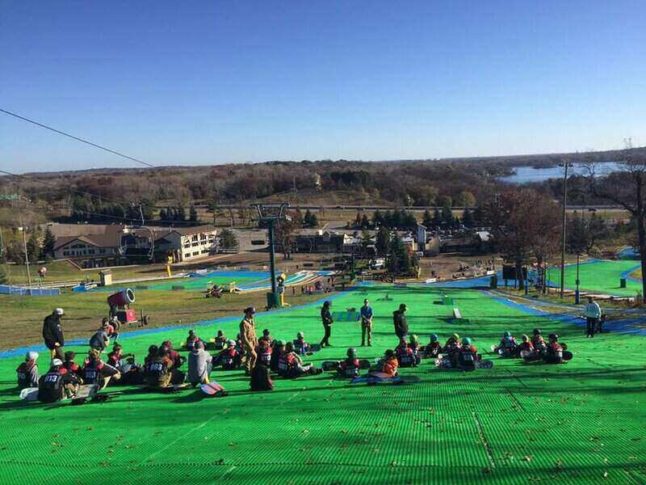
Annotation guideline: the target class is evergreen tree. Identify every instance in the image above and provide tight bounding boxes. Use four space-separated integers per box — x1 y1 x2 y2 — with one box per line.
422 209 433 228
309 212 319 227
42 227 56 259
303 209 314 227
462 207 474 228
354 211 362 227
375 226 391 256
360 214 370 229
402 210 417 229
472 206 484 227
0 264 7 284
26 231 40 262
387 234 412 276
159 208 167 221
189 204 198 223
372 210 385 227
177 205 187 221
441 205 454 228
432 208 442 227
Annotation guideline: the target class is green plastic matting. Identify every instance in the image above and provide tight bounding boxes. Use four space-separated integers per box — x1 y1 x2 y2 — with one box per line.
0 284 644 484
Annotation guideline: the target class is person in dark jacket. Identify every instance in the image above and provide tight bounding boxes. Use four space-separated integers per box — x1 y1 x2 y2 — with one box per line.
393 304 408 339
16 351 40 390
319 301 333 347
42 308 65 360
38 358 80 403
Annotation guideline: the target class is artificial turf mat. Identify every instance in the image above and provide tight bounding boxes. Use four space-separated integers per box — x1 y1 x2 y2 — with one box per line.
0 285 644 484
549 260 642 297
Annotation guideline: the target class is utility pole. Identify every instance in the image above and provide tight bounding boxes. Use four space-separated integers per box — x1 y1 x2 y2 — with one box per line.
559 162 571 299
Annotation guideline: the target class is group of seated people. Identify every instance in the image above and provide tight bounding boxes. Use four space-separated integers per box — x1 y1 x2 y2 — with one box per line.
493 329 568 363
17 347 124 403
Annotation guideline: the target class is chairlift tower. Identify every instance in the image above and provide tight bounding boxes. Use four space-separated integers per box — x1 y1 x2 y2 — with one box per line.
252 203 291 309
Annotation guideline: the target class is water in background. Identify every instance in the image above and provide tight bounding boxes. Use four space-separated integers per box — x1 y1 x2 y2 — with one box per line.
500 161 623 184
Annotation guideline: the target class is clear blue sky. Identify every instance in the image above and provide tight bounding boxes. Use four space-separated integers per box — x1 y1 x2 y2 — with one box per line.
1 0 645 173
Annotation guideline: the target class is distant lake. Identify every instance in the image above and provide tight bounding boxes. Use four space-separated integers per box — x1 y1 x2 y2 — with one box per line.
499 162 623 184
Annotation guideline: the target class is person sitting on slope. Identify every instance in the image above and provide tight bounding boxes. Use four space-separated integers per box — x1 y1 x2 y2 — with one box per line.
396 338 417 367
37 358 80 403
517 335 534 355
337 347 361 378
62 351 82 377
217 339 242 370
259 329 273 347
213 330 227 351
82 349 121 389
444 333 461 367
531 328 547 354
495 331 518 357
370 349 399 378
293 331 311 355
277 342 322 378
424 334 442 358
16 351 40 390
457 337 478 370
409 334 422 364
185 330 202 352
543 333 564 364
160 340 185 369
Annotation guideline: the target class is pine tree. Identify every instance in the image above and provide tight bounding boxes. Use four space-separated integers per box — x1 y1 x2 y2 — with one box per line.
360 214 370 229
462 207 474 228
42 227 56 259
189 205 198 223
441 205 454 228
309 212 319 227
372 210 384 227
422 209 433 227
376 226 391 256
432 208 442 227
26 231 40 262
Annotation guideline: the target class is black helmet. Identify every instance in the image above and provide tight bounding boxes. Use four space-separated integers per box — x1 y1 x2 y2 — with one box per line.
148 345 158 354
533 328 541 335
548 333 558 340
347 347 357 358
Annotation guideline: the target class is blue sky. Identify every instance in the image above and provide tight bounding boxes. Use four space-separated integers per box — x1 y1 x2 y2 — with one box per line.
1 0 645 173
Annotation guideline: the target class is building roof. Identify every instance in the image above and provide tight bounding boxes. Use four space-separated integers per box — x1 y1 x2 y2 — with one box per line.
53 229 123 250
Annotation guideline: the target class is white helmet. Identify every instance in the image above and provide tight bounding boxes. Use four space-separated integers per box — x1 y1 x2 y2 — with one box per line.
51 358 63 366
54 308 64 316
227 339 237 347
26 351 39 361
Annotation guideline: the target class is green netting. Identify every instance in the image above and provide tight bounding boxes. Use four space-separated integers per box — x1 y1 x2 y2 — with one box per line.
0 285 644 484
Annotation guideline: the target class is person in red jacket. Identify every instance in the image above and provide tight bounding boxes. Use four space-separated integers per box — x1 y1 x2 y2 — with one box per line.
424 334 442 358
63 351 82 377
531 328 547 353
82 349 121 389
380 350 399 377
517 335 534 354
277 342 321 378
543 333 564 364
337 347 360 378
217 339 241 370
160 340 185 369
256 338 272 366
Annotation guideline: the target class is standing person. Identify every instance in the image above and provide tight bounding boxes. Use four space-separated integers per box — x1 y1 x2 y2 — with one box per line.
360 299 373 347
42 308 65 360
320 301 333 348
239 307 258 375
89 321 110 352
393 304 408 340
584 297 602 338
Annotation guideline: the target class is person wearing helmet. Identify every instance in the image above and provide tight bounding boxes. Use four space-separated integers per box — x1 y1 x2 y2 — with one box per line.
444 334 461 367
37 358 80 403
144 345 159 366
42 308 65 360
393 304 409 340
83 349 121 389
494 331 518 357
63 351 82 376
396 338 416 367
16 351 40 390
188 340 213 387
280 342 322 378
360 299 374 346
458 337 478 370
107 344 133 370
543 333 564 364
337 347 361 378
409 334 422 365
517 335 534 354
531 329 547 353
240 307 258 375
320 301 333 348
424 334 442 358
216 339 242 370
293 331 311 355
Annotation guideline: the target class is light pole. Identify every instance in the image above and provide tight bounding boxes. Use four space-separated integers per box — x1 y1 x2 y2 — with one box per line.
252 203 290 309
575 252 580 304
559 162 572 299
